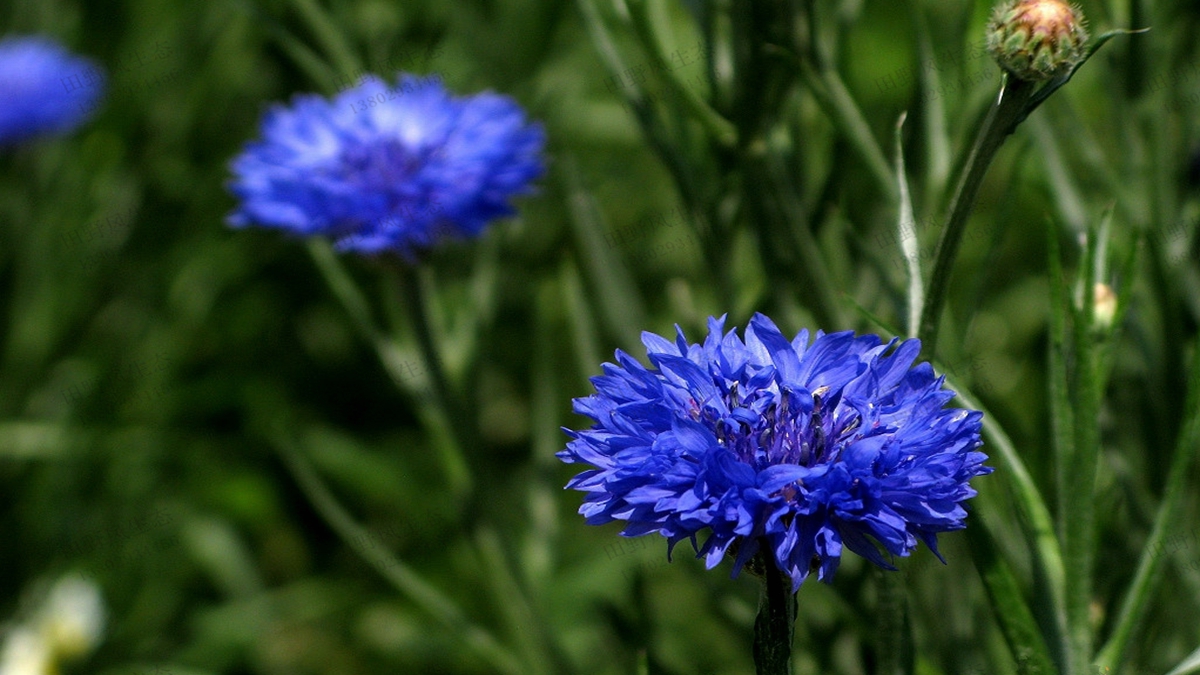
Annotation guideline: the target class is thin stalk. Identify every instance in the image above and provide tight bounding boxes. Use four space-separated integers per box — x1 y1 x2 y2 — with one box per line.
286 0 362 82
1045 215 1077 670
918 75 1037 357
395 263 477 499
305 241 471 496
876 568 913 675
1046 216 1075 540
796 58 898 204
1064 224 1101 675
394 262 475 455
626 0 738 147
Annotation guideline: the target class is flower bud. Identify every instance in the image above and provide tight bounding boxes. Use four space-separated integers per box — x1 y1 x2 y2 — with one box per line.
987 0 1088 82
1093 282 1116 329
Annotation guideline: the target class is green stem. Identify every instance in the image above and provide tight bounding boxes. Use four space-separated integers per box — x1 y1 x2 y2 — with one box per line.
625 0 737 147
1065 224 1101 675
752 551 797 675
796 58 898 204
394 262 476 494
917 75 1037 357
305 241 472 496
875 568 913 675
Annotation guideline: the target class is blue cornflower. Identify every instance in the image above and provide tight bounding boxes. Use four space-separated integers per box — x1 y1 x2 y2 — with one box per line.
0 36 104 145
226 74 545 257
559 314 991 591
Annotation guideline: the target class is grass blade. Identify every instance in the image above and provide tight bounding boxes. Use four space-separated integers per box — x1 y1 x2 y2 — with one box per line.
943 371 1068 652
561 156 648 350
270 432 523 675
625 0 737 146
966 509 1059 675
895 113 924 335
1094 339 1200 672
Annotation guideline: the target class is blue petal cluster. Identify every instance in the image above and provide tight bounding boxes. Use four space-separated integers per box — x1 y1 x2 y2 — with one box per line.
559 314 991 591
227 74 545 256
0 36 104 145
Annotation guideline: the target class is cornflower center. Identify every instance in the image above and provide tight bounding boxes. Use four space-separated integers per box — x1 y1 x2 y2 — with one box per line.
339 140 425 184
704 383 861 472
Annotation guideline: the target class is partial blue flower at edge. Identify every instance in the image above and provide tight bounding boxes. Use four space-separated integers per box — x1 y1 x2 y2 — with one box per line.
0 36 105 145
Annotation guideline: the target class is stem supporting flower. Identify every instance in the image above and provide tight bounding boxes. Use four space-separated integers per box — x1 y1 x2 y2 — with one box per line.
753 550 797 675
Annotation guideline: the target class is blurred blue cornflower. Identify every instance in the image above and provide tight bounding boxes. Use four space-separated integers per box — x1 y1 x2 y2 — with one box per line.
559 314 991 591
0 36 104 145
227 74 545 257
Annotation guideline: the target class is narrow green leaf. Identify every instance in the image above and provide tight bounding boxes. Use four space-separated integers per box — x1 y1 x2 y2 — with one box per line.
909 1 952 204
455 229 503 384
793 54 898 204
305 241 472 496
943 371 1068 650
475 526 558 675
306 239 383 344
574 0 649 107
625 0 737 146
524 280 566 590
1165 645 1200 675
894 113 924 336
286 0 362 83
270 432 524 675
1030 117 1089 235
1019 29 1149 125
966 510 1059 675
561 156 647 351
560 258 604 381
233 0 337 91
843 293 903 338
1095 340 1200 672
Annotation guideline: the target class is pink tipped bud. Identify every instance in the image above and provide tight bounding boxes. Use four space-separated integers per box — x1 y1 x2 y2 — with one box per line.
987 0 1088 81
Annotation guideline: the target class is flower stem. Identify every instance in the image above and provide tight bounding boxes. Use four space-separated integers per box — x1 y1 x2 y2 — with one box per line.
875 568 914 675
752 552 796 675
917 75 1037 357
305 240 472 497
394 262 476 492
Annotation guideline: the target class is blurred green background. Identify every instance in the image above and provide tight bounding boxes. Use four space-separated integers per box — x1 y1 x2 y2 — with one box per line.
2 0 1199 674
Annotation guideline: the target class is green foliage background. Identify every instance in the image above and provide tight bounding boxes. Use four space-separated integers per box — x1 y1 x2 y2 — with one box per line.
1 0 1199 674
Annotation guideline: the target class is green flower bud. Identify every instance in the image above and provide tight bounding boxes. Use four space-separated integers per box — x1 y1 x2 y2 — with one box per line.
1093 282 1116 329
987 0 1088 81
